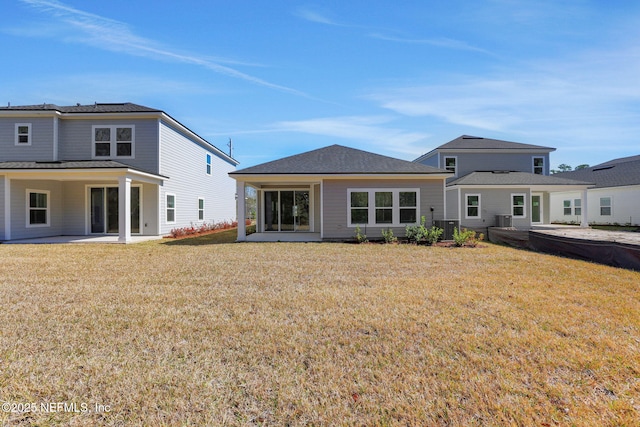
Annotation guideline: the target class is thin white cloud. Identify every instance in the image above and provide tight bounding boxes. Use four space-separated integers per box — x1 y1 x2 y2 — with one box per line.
269 115 430 156
294 7 342 26
369 33 494 56
18 0 309 97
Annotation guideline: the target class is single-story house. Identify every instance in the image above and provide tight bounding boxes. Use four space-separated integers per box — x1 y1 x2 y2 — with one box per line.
229 144 452 241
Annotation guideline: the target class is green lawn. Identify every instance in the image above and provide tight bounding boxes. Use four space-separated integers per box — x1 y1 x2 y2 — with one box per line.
1 230 639 426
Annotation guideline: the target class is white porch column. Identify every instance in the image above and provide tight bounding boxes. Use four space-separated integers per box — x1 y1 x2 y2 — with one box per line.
580 188 589 228
118 175 132 243
4 176 11 241
236 180 246 241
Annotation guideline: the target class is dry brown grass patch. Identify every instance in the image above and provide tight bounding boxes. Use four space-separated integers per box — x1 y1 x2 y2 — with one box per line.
0 237 638 425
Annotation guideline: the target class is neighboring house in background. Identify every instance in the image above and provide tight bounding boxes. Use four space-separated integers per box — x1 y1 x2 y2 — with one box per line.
414 135 593 230
230 144 451 241
550 155 640 226
0 103 238 243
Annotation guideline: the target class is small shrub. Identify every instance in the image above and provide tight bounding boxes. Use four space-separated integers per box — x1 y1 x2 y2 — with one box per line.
424 226 444 245
405 216 443 245
354 225 368 244
169 219 238 238
381 228 397 244
453 227 478 247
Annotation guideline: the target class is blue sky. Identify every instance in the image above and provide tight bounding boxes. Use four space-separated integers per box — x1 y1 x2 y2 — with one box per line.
2 0 639 169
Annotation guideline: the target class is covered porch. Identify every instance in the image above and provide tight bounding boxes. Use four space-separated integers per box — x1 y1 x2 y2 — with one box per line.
1 162 165 243
235 177 322 242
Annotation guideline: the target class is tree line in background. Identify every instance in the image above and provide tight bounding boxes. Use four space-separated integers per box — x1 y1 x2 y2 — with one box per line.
551 163 589 174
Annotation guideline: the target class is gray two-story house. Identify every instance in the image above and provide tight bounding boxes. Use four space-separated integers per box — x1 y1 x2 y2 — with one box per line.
414 135 593 230
0 103 238 243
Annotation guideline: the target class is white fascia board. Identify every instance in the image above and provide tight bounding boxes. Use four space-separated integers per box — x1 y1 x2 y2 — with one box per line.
448 184 593 192
3 168 166 184
436 148 555 154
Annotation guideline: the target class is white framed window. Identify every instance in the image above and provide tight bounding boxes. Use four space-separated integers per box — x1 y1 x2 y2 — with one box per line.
533 157 545 175
206 154 212 175
511 193 526 218
166 194 176 223
443 156 457 176
574 199 582 216
563 200 572 215
15 123 32 146
26 189 49 227
348 189 420 227
92 125 135 159
465 194 481 219
198 198 205 221
600 197 612 216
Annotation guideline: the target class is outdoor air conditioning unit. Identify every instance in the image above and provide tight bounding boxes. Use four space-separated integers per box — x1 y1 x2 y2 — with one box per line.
496 214 513 228
433 219 460 240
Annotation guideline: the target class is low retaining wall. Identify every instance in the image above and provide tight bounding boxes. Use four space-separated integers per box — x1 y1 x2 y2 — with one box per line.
529 232 640 271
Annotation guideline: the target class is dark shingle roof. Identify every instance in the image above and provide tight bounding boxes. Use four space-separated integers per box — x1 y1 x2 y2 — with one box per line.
0 103 161 113
553 156 640 188
231 145 450 175
0 160 163 177
436 135 555 151
448 171 593 186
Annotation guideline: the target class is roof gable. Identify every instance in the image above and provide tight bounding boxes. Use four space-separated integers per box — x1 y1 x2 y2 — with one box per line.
232 145 450 175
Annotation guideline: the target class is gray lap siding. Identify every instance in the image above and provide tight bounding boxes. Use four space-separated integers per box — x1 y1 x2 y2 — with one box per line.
322 178 445 240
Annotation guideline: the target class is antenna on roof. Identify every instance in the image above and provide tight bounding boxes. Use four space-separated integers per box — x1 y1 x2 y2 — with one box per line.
228 138 233 158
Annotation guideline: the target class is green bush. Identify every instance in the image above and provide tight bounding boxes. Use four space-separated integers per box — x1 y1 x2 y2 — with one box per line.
381 228 398 244
405 216 443 245
453 227 478 247
354 225 368 244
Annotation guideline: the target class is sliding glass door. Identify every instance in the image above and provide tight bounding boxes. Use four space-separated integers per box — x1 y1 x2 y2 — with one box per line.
90 186 141 234
263 190 310 232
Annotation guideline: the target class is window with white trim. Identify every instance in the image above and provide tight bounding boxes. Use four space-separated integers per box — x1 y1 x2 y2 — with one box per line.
92 125 135 159
511 194 526 217
166 194 176 223
206 154 212 175
574 199 582 216
600 197 612 216
444 156 457 176
533 157 545 175
348 189 419 226
466 194 481 218
198 198 205 221
26 189 49 227
15 123 32 145
563 200 572 215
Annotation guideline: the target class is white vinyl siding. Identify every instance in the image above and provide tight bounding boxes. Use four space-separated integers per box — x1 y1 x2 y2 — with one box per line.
158 121 237 234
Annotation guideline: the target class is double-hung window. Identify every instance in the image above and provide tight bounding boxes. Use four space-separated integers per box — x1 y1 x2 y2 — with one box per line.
198 198 205 221
533 157 545 175
444 156 457 176
563 200 572 215
348 189 419 226
466 194 481 218
166 194 176 223
92 125 134 159
511 194 526 217
15 123 32 145
600 197 612 216
206 154 212 175
574 199 582 216
26 189 49 227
